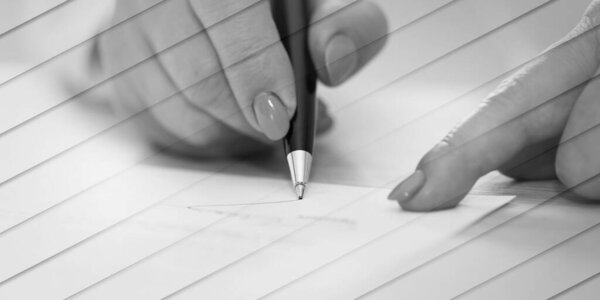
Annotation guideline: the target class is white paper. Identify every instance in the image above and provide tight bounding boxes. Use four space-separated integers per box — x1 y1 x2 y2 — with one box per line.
0 0 589 298
0 175 511 299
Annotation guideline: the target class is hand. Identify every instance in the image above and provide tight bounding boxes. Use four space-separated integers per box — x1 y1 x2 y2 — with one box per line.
100 0 387 156
389 0 600 211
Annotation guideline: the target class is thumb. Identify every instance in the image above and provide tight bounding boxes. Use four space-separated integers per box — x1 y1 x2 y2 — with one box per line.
388 6 600 211
308 0 388 86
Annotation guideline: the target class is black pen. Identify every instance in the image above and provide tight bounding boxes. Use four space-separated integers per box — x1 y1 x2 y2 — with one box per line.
271 0 317 200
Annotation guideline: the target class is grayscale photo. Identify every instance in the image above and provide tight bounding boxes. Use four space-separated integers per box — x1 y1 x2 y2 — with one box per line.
0 0 599 299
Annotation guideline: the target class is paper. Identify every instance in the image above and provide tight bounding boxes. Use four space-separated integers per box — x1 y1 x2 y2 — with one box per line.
0 166 512 299
0 0 590 298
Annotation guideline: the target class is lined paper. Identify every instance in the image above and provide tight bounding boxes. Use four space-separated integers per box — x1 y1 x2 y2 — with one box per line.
0 0 597 299
0 178 512 299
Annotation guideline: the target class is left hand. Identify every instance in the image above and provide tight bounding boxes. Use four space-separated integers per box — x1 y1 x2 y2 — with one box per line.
388 1 600 211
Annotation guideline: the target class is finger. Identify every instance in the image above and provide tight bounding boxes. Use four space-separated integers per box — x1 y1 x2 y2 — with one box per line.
308 0 388 86
138 0 267 141
389 7 600 211
556 70 600 200
190 0 296 141
110 50 270 157
103 3 270 156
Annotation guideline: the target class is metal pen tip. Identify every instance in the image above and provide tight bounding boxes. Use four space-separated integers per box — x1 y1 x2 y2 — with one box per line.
295 183 306 200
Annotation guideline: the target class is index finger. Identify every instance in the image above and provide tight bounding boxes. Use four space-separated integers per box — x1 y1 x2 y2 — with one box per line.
189 0 296 136
389 5 600 211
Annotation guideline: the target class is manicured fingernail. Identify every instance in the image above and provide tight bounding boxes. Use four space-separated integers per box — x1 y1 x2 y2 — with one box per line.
388 170 426 203
325 34 358 85
253 92 290 140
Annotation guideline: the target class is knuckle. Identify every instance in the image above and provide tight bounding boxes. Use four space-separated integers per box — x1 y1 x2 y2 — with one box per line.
486 73 529 111
185 72 232 108
210 1 277 64
584 0 600 21
417 141 452 169
188 0 260 26
156 35 222 88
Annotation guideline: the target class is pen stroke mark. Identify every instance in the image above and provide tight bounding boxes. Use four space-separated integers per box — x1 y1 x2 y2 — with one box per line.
187 199 301 208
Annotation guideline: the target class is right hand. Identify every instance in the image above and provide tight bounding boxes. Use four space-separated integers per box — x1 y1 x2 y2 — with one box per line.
99 0 388 156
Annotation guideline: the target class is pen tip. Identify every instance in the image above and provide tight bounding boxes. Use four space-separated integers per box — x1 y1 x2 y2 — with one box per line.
295 183 306 200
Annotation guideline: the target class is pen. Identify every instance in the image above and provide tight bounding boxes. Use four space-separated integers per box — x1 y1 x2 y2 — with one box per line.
271 0 318 200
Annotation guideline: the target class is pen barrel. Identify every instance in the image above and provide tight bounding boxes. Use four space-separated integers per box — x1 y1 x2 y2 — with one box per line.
272 0 318 155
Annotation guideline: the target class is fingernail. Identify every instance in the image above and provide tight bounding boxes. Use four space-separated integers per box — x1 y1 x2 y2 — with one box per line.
253 92 290 140
325 34 358 85
388 170 426 203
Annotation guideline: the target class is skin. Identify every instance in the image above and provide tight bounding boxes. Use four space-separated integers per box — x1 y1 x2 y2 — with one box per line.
390 0 600 211
99 0 388 157
101 0 599 210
